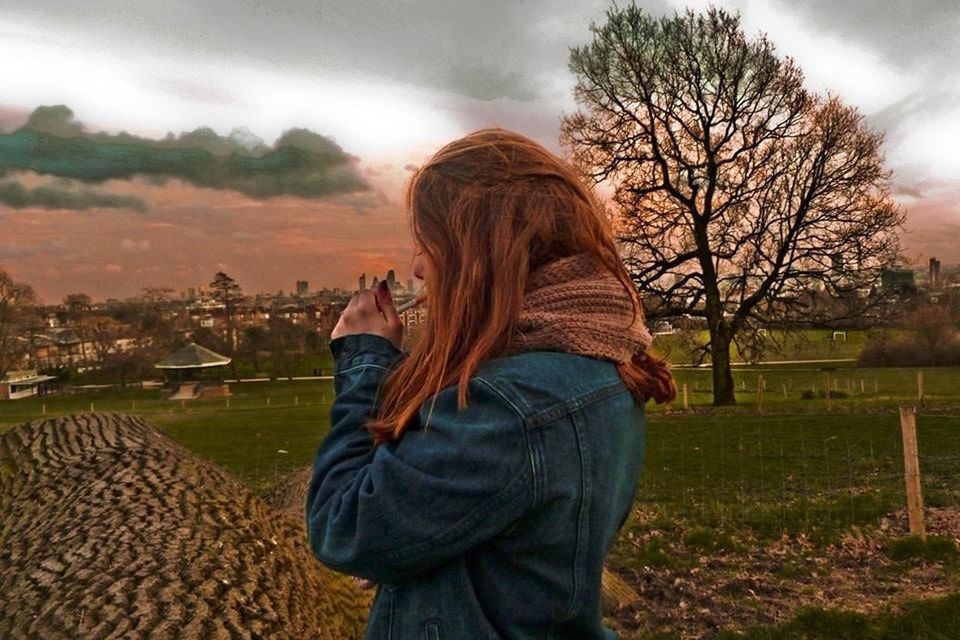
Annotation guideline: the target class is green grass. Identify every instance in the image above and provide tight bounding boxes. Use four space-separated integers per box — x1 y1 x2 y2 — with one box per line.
885 535 960 564
718 593 960 640
650 365 960 413
616 412 960 548
652 328 874 365
4 370 959 524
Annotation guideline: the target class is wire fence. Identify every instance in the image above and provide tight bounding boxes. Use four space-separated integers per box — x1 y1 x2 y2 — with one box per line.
635 409 960 541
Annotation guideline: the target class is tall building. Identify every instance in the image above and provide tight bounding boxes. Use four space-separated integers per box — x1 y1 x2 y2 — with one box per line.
371 276 378 288
359 273 366 291
295 280 309 296
407 277 414 294
386 269 396 287
880 267 915 293
930 257 941 287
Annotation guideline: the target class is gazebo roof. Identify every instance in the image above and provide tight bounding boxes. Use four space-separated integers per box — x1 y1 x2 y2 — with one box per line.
155 343 231 369
1 370 56 385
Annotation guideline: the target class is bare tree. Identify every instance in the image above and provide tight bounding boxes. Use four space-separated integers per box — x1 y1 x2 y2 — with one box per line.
0 270 39 376
561 5 906 404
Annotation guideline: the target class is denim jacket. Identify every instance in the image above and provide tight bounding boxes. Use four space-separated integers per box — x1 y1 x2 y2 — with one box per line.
306 332 646 639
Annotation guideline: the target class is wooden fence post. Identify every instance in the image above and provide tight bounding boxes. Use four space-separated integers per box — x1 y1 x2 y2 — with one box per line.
757 375 764 413
682 383 689 411
899 406 925 537
917 371 924 407
824 373 831 410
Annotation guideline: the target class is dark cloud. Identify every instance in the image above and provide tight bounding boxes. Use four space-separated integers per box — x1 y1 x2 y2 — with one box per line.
0 105 371 200
774 0 960 70
0 1 662 103
0 180 147 212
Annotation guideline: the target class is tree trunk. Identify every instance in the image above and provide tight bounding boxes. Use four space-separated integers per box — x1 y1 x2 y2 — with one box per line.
710 322 737 405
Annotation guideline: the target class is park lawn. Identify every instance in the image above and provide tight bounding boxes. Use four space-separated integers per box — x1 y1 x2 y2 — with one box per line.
4 372 958 539
608 412 960 555
650 365 960 413
651 328 875 365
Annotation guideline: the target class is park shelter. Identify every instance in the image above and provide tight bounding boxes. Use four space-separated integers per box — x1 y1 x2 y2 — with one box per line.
0 370 56 400
154 343 231 399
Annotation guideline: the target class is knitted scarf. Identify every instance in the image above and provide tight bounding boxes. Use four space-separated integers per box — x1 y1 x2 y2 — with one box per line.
500 252 653 363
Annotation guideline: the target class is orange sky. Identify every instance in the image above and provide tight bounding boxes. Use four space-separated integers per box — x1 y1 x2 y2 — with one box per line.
3 164 957 303
1 165 424 302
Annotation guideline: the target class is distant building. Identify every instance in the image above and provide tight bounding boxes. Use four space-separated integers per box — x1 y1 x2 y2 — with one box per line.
372 276 378 287
880 267 916 294
929 257 941 288
359 273 366 291
407 277 414 293
0 370 56 401
386 269 396 287
296 280 309 296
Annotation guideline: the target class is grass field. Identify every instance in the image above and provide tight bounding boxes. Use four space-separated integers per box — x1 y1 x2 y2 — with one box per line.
651 328 874 365
2 365 959 496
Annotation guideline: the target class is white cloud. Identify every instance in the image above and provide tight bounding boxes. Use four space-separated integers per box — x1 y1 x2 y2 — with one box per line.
889 106 960 181
672 0 922 114
0 17 462 161
120 238 151 252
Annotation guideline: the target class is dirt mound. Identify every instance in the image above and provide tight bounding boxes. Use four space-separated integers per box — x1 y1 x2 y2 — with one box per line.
262 466 313 517
0 413 371 639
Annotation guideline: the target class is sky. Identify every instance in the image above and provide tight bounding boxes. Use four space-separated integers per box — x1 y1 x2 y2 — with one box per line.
0 0 957 302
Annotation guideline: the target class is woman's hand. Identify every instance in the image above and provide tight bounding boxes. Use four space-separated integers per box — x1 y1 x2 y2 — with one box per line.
330 280 405 351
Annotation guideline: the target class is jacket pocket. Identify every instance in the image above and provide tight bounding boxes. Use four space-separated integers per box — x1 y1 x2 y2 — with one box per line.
423 618 441 640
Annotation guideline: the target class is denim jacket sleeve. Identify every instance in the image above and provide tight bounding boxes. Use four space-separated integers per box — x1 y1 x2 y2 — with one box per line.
306 332 533 585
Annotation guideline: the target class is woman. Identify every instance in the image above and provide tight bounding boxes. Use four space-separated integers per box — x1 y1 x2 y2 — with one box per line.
306 128 676 639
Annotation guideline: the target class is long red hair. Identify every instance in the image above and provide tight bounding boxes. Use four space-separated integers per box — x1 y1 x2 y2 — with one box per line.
365 128 676 446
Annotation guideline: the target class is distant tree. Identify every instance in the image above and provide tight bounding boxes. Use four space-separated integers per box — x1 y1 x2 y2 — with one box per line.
0 270 40 376
304 329 323 355
267 317 307 380
241 325 269 373
189 327 226 353
63 293 92 323
138 286 177 360
909 304 959 366
561 4 906 404
210 272 243 378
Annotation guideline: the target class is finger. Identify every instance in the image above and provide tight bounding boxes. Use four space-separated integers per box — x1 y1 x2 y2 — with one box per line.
375 281 402 327
352 289 379 315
